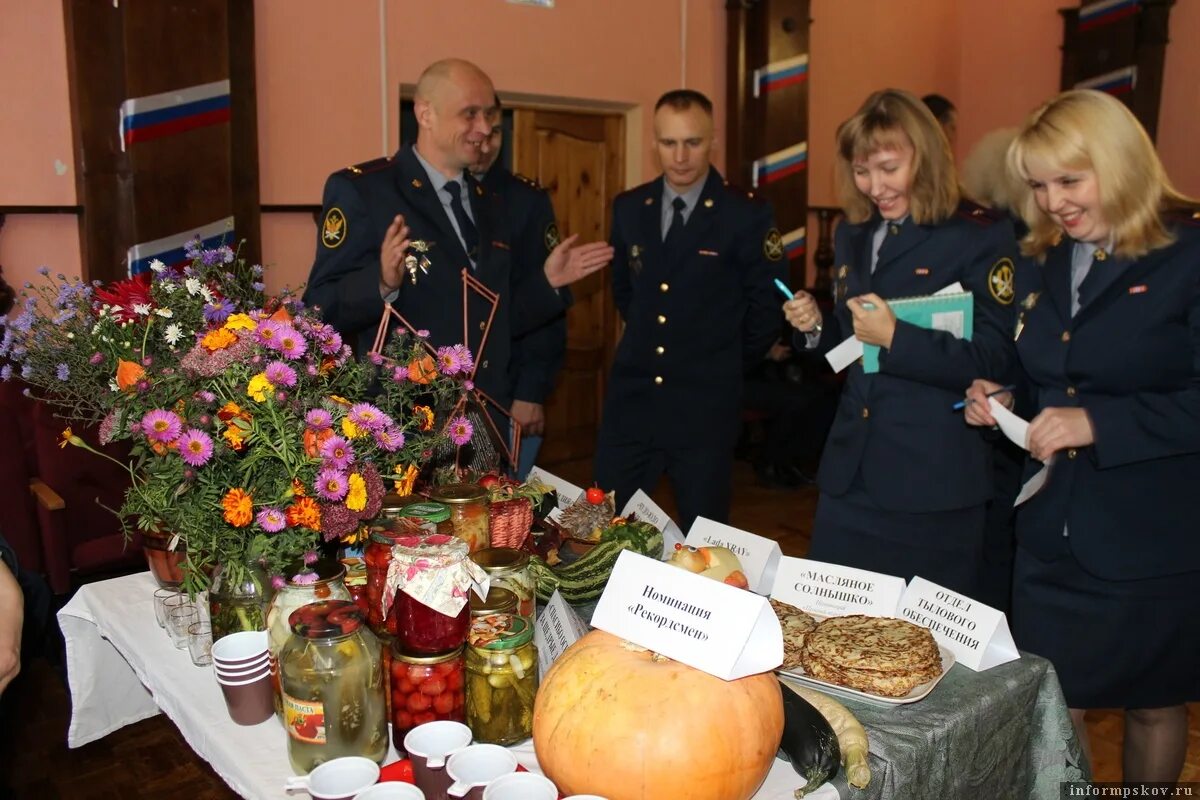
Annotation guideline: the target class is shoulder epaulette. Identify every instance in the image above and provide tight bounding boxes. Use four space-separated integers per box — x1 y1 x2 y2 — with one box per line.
956 198 1004 225
1164 206 1200 227
340 156 392 177
512 172 544 191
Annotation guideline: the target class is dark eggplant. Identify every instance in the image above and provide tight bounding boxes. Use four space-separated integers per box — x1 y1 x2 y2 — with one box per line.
777 678 841 797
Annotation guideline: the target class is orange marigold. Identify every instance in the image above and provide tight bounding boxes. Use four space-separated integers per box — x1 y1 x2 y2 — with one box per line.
115 359 145 391
286 497 322 531
408 355 437 385
393 463 419 496
413 405 435 432
222 426 246 451
200 327 238 353
222 488 254 527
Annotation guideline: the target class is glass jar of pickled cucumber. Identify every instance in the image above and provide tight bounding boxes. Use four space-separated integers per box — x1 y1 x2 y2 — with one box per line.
428 483 490 553
470 586 518 618
279 600 388 772
471 547 536 622
464 613 537 745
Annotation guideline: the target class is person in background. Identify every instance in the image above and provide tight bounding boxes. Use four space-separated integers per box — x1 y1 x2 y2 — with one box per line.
594 89 786 531
304 58 611 461
470 98 568 478
922 93 957 151
965 89 1200 781
0 532 21 697
783 88 1018 598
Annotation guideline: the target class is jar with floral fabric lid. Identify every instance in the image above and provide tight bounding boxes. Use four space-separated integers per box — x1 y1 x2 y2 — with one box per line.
265 559 351 719
427 483 489 553
383 533 490 656
279 600 388 772
364 515 425 637
470 547 536 622
464 613 537 745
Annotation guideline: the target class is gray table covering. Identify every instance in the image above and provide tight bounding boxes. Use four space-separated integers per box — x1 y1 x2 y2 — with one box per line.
561 597 1087 800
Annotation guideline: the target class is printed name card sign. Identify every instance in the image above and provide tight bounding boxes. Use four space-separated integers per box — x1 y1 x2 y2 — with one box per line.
770 557 907 617
533 590 590 681
526 467 584 512
621 489 685 559
590 551 783 681
897 576 1020 671
684 517 782 595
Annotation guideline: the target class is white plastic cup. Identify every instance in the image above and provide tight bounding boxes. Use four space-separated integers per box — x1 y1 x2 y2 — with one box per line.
283 756 380 800
355 783 426 799
445 745 517 799
481 771 557 800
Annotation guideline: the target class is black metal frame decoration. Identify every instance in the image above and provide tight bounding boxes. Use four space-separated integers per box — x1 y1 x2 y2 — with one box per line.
369 267 520 473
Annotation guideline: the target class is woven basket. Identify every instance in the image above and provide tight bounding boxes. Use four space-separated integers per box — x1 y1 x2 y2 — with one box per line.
488 497 533 549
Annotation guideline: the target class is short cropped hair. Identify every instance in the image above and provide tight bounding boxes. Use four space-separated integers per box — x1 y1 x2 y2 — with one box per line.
834 88 959 225
655 89 713 116
922 93 956 126
1006 89 1195 260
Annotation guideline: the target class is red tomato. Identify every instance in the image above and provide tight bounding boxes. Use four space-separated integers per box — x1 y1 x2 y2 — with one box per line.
419 677 446 696
434 660 457 676
585 486 606 504
407 665 431 684
390 660 408 681
396 678 414 694
479 474 500 489
414 711 436 725
446 668 463 691
406 692 432 713
394 710 414 729
432 692 455 714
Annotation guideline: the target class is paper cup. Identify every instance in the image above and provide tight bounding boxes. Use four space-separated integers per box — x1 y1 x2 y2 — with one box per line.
404 720 472 800
215 670 273 725
481 772 557 800
284 756 381 800
214 654 271 678
211 630 269 666
445 745 517 800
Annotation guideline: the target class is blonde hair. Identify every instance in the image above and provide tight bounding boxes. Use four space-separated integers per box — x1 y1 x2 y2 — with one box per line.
1006 89 1195 260
961 128 1020 211
834 89 959 225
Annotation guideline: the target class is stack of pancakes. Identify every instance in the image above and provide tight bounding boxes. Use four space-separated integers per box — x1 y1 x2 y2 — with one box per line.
800 614 943 697
770 598 818 670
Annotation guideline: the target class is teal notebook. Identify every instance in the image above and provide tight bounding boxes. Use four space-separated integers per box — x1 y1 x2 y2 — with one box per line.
861 290 974 373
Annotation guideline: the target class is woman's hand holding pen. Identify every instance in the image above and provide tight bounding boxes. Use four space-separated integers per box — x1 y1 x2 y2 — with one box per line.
847 293 897 349
963 379 1013 427
783 291 823 333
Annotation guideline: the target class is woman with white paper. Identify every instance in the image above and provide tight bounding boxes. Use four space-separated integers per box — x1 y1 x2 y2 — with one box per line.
782 88 1019 598
964 89 1200 782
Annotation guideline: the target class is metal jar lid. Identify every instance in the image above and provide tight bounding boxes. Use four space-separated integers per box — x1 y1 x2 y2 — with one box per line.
400 501 451 523
471 547 530 573
469 586 518 617
391 642 465 665
428 482 488 505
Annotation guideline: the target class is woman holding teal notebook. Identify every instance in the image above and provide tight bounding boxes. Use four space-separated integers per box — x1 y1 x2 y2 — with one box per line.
783 88 1018 597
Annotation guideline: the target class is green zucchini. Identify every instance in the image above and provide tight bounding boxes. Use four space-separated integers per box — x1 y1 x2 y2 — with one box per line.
532 540 630 604
778 678 841 797
600 521 663 558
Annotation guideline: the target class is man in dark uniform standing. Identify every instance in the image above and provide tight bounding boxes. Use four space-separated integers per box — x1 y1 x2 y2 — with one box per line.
470 99 568 477
594 89 787 531
304 58 611 449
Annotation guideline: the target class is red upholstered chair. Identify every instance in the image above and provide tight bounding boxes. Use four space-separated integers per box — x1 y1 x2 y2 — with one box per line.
28 401 144 594
0 380 43 574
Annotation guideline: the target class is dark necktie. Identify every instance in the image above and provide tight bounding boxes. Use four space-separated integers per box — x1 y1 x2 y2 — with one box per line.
664 196 687 249
443 179 479 262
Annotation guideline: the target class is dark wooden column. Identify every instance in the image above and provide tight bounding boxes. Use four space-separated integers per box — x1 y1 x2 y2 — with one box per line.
1059 0 1174 141
726 0 811 288
62 0 259 284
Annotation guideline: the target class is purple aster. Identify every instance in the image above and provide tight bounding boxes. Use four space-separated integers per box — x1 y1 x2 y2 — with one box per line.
374 426 405 452
37 266 50 276
315 468 348 502
305 364 319 377
256 507 287 533
177 428 214 467
368 352 384 366
319 435 355 470
253 319 284 348
141 409 183 444
416 329 430 338
463 379 475 391
264 360 297 388
318 329 343 355
271 575 287 591
447 415 474 447
252 264 264 276
196 390 217 404
0 365 12 382
348 403 386 431
276 326 308 359
56 363 70 381
305 408 332 431
89 352 103 365
391 366 407 383
436 345 463 376
302 550 318 566
453 344 475 373
252 282 266 292
290 571 318 585
203 297 235 325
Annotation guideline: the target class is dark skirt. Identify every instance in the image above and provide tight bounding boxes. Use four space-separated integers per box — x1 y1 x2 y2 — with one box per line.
1012 545 1200 709
809 488 986 598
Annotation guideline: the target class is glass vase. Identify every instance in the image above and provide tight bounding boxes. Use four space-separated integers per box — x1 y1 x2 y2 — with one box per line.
208 560 275 642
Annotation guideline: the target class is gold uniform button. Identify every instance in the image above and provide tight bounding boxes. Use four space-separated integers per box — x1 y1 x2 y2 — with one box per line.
660 282 670 292
1061 331 1071 343
861 407 870 419
654 376 664 385
655 346 665 355
481 360 489 369
657 315 667 324
889 224 900 235
479 321 486 331
1066 386 1077 397
1095 249 1108 261
1067 448 1078 459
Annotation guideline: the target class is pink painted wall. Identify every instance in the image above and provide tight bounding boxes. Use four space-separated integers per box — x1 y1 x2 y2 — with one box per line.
1159 0 1200 195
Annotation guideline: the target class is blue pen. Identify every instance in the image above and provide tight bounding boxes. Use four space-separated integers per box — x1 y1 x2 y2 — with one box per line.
774 278 794 300
952 384 1016 411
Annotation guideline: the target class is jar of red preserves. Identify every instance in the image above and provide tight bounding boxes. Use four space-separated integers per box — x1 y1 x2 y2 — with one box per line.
384 533 490 656
390 643 466 753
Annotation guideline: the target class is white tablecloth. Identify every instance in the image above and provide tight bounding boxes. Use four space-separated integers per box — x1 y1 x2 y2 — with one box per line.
59 572 832 799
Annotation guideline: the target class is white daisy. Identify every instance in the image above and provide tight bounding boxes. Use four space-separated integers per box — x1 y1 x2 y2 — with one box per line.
132 303 152 316
185 277 203 296
163 323 183 345
161 282 177 294
154 307 174 318
109 380 120 393
149 259 167 273
199 287 214 303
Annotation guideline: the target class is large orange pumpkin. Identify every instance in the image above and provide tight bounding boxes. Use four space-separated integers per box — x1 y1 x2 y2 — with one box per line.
533 630 783 800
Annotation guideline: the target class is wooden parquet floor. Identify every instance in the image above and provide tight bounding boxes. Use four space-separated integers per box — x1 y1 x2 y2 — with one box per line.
0 460 1195 797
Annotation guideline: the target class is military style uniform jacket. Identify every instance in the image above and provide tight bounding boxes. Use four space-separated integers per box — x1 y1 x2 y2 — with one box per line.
602 169 786 448
479 166 570 406
1012 211 1200 581
303 146 567 408
812 202 1019 512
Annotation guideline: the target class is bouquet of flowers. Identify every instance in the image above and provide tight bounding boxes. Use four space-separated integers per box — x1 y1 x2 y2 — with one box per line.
1 241 476 596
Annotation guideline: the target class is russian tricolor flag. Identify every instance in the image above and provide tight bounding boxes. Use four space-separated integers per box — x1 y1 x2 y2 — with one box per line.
1075 66 1138 96
1079 0 1139 31
782 227 806 260
752 141 807 188
119 80 231 151
753 54 809 98
126 216 235 277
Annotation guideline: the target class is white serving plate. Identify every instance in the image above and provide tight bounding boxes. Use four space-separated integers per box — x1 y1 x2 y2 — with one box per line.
776 643 955 708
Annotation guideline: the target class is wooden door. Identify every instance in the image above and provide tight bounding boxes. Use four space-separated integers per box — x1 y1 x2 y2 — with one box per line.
512 110 625 473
